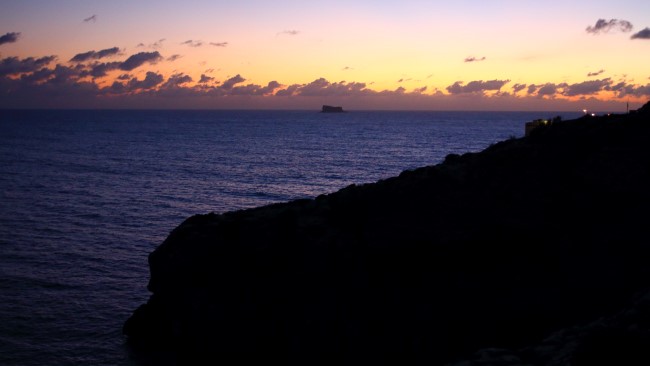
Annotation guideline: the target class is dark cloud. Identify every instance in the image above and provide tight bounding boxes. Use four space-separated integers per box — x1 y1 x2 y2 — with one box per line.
167 54 182 62
342 66 353 71
83 15 97 23
181 40 203 47
537 83 561 96
117 74 131 80
0 32 21 45
70 47 120 62
127 71 164 90
587 69 605 77
163 73 193 88
88 61 121 78
278 30 300 36
464 56 486 63
205 68 215 74
293 78 369 97
446 79 510 94
0 56 56 76
631 27 650 39
84 52 161 77
198 74 215 83
209 42 228 47
512 83 527 93
563 79 612 96
221 74 246 89
275 84 300 96
586 19 633 34
119 51 162 71
228 81 281 96
413 86 428 93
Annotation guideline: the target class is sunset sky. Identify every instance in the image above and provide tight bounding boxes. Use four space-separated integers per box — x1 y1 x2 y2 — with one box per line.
1 0 649 110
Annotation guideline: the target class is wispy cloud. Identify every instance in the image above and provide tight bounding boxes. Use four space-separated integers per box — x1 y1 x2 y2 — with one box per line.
83 15 97 23
167 54 182 62
70 47 120 63
137 39 166 49
631 27 650 40
277 30 300 36
587 69 605 77
464 56 486 63
181 40 203 47
209 42 228 47
0 32 21 46
586 19 633 34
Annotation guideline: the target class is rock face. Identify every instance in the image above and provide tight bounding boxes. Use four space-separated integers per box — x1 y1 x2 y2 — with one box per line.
321 105 345 113
124 103 650 365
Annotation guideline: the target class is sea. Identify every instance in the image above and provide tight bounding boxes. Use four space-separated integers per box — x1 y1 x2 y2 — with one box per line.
0 109 582 365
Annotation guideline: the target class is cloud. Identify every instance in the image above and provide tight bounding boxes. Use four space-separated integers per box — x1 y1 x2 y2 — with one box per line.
127 71 164 90
631 27 650 39
117 74 131 80
163 73 193 88
221 74 246 89
563 78 612 96
138 39 166 49
119 51 162 71
278 30 300 36
198 74 216 84
84 51 162 77
0 32 21 45
464 56 486 63
167 54 182 62
0 56 56 76
587 69 605 77
209 42 228 47
536 83 561 96
342 66 353 71
181 40 203 47
586 19 633 34
512 83 527 93
292 78 370 97
83 15 97 23
446 79 510 94
70 47 120 62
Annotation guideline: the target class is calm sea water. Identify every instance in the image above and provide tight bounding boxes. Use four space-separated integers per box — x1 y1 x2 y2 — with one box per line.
0 109 580 365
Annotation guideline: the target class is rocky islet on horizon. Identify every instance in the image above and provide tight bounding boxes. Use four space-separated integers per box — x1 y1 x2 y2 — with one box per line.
124 102 650 365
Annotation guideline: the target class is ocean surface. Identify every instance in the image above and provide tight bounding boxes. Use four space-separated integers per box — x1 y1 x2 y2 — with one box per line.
0 109 581 365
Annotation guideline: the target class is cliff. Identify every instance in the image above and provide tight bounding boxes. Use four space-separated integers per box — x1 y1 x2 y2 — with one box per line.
124 102 650 365
321 105 345 113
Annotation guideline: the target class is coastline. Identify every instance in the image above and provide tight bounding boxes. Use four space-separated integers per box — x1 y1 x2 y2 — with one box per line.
124 102 650 365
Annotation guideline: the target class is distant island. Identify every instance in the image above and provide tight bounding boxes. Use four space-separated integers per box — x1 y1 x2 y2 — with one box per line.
321 105 345 113
125 101 650 365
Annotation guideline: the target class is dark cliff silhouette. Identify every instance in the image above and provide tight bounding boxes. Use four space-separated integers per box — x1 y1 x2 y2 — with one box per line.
124 102 650 365
321 105 345 113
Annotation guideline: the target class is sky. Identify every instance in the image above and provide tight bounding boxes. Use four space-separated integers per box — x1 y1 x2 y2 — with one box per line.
1 0 649 110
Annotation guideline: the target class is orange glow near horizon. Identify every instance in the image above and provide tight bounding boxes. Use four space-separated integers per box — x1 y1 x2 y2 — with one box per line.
1 1 649 110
